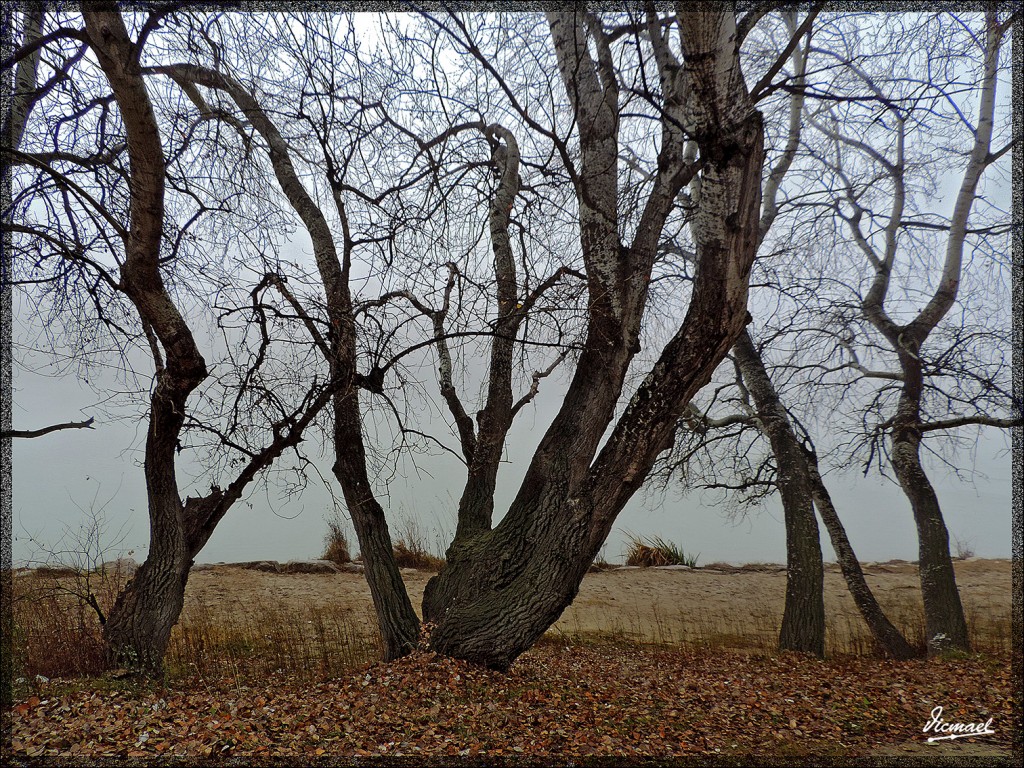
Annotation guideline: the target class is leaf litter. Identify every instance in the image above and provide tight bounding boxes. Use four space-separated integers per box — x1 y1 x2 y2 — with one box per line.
8 641 1011 761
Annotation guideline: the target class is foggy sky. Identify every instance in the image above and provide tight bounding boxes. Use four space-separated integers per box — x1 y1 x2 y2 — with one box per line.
10 336 1013 568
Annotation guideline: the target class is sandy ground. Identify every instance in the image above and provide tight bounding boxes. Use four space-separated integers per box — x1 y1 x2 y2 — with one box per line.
182 557 1012 653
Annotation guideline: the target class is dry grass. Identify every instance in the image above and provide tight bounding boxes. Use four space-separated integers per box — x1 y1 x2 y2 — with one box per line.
391 516 446 571
321 514 352 566
167 600 379 685
9 563 134 679
9 559 1010 690
9 567 379 688
624 534 699 568
552 593 1009 658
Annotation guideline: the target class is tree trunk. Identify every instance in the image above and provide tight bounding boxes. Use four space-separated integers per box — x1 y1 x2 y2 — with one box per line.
86 8 344 674
891 426 970 653
421 76 762 671
422 491 598 670
102 547 191 672
84 5 208 673
732 331 824 656
333 395 420 661
150 62 426 662
803 451 918 659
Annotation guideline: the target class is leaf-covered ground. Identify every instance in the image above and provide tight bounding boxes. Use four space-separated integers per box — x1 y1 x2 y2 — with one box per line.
7 641 1013 764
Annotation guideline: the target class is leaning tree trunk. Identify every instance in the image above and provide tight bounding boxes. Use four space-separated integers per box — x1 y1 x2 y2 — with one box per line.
891 375 970 653
803 453 918 659
333 394 421 660
733 331 824 656
146 61 426 661
101 363 202 671
422 9 766 670
84 6 208 672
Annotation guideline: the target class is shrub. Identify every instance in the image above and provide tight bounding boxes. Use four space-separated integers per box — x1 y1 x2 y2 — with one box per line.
392 517 445 571
624 534 699 568
321 512 352 565
952 534 975 560
393 540 445 571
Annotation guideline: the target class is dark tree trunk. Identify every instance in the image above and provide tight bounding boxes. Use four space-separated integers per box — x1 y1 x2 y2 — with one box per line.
803 454 918 659
891 423 970 653
886 349 970 654
420 11 766 669
84 6 207 673
422 492 600 670
85 9 342 673
333 396 421 660
102 546 191 672
732 331 824 657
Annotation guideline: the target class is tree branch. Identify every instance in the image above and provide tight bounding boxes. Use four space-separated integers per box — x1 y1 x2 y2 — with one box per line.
3 417 95 439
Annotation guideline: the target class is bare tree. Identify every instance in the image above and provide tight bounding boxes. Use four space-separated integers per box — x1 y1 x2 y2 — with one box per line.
661 9 1012 660
148 6 780 669
801 8 1014 653
410 7 771 668
5 5 345 671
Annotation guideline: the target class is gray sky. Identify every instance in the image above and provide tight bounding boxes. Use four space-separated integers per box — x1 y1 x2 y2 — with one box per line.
10 338 1013 567
7 9 1015 570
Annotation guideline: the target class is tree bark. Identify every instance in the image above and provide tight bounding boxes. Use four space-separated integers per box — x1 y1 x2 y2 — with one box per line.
803 451 918 659
423 9 765 670
333 392 420 660
733 331 824 656
891 355 970 653
890 437 969 653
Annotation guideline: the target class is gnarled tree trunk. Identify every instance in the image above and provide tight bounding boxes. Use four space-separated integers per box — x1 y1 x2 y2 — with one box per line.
732 331 824 656
86 7 342 671
422 9 766 670
84 6 208 671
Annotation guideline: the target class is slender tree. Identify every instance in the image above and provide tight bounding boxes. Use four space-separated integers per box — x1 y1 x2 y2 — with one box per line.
6 5 344 671
803 8 1014 653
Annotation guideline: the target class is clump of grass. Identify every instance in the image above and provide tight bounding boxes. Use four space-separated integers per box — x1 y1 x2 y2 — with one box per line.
393 540 445 571
392 517 446 571
624 534 699 568
321 511 352 565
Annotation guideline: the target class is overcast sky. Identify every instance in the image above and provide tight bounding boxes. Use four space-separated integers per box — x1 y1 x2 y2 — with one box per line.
9 328 1013 567
6 9 1015 570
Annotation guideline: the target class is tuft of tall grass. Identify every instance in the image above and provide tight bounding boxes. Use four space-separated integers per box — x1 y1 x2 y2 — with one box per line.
391 517 446 571
624 534 699 568
321 512 352 565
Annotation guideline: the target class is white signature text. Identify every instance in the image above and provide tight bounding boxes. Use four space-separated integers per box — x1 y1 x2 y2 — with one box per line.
922 706 995 743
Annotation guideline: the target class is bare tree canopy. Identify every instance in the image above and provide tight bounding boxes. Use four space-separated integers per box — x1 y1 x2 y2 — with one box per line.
4 6 1012 673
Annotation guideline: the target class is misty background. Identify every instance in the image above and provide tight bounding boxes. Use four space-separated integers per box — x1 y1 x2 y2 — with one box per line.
10 300 1013 568
7 11 1015 571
